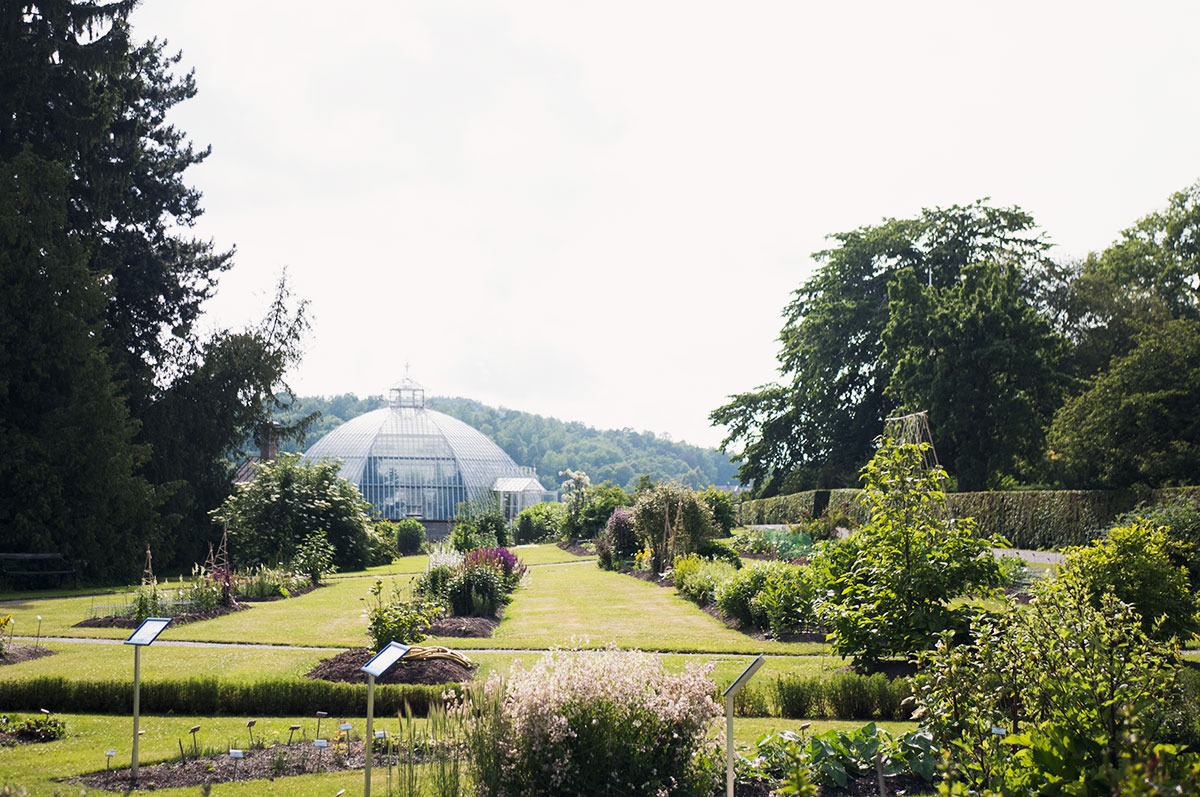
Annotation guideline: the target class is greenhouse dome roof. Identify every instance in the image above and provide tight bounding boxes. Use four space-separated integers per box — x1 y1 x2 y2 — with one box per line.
301 379 527 521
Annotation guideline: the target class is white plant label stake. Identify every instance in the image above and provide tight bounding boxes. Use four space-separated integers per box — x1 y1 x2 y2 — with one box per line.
723 653 765 797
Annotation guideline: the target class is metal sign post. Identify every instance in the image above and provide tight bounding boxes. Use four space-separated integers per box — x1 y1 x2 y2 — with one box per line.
723 653 765 797
124 617 172 784
360 641 411 797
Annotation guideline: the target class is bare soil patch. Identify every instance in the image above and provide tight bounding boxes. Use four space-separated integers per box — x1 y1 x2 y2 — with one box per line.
71 741 404 792
617 566 673 587
73 602 250 629
0 642 56 666
821 773 934 795
305 647 476 685
556 540 594 557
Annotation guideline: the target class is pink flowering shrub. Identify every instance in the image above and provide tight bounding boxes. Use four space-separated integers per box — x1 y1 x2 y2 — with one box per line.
459 647 723 795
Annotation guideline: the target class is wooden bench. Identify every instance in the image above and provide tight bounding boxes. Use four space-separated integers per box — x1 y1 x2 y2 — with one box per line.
0 553 77 590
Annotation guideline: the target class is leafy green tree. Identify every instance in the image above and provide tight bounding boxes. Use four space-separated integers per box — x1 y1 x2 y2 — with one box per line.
292 530 337 586
451 495 509 550
883 262 1064 490
1047 319 1200 488
577 481 630 539
819 439 1004 668
1093 179 1200 320
698 486 738 535
0 149 158 581
712 202 1049 495
2 0 311 573
212 454 371 571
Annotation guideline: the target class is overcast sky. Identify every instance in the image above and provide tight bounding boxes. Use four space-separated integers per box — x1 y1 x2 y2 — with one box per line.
131 1 1200 450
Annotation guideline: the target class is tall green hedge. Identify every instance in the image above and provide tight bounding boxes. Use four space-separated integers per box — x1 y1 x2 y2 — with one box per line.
741 486 1200 551
0 676 446 717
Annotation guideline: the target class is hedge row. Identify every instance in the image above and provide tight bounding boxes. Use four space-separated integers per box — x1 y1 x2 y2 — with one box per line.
0 676 447 717
728 672 914 721
741 486 1200 550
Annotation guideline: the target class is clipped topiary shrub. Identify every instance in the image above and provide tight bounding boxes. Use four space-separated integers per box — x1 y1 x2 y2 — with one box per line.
392 518 427 556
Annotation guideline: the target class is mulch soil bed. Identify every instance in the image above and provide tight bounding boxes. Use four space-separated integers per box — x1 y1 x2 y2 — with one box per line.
305 647 477 685
557 540 594 557
73 602 250 629
425 611 500 638
822 773 934 795
0 642 56 666
832 659 920 679
71 741 401 792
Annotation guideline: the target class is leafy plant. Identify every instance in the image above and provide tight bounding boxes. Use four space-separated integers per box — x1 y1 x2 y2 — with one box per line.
364 579 442 651
291 530 336 586
512 502 566 544
913 578 1200 794
698 486 738 535
364 526 399 566
819 438 1005 667
633 481 717 572
446 562 507 617
673 555 736 605
1059 520 1198 640
0 714 67 742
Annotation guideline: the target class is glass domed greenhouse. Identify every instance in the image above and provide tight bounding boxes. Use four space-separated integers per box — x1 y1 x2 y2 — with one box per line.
301 379 553 535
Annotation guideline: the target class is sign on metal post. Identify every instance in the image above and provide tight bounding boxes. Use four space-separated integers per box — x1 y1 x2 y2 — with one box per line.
723 654 765 797
124 617 171 784
361 642 411 797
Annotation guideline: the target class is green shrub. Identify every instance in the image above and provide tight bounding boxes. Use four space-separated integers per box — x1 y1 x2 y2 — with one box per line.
715 561 797 628
699 486 738 535
604 507 638 556
291 530 336 586
673 555 736 605
512 502 566 544
768 673 912 720
774 675 821 719
1118 498 1200 589
365 526 399 566
389 518 427 556
364 578 442 651
1059 521 1198 641
752 564 818 637
913 579 1198 793
213 454 372 571
451 496 507 551
696 538 742 569
413 564 455 603
446 562 507 617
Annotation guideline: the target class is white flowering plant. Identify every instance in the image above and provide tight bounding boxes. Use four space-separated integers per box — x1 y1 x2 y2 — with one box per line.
458 646 723 796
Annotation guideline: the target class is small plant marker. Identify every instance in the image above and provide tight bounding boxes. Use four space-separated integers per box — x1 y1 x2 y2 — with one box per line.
723 653 765 797
105 750 117 770
35 616 42 649
314 737 327 768
229 748 243 779
315 710 328 740
287 723 301 745
360 641 412 797
246 719 256 748
190 725 201 755
39 708 50 716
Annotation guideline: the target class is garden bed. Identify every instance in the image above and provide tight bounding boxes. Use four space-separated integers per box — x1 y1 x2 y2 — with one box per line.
425 612 499 638
0 643 56 666
235 583 319 602
305 647 476 685
71 741 402 791
557 539 593 557
73 602 250 629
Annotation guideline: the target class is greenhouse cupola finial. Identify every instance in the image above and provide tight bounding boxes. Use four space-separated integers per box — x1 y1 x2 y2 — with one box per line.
389 375 425 409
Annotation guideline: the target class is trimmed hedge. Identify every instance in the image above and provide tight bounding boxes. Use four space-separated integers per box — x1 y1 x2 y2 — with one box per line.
741 486 1200 551
0 676 446 717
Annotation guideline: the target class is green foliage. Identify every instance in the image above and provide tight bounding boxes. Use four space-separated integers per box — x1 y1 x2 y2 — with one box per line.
364 526 399 566
945 488 1131 549
758 724 935 791
0 714 67 743
0 149 159 583
213 454 371 571
0 675 446 717
364 579 441 651
632 481 716 571
576 481 629 539
1059 521 1198 640
716 561 791 627
446 562 508 617
712 202 1050 495
413 565 456 603
820 439 1004 668
1119 496 1200 588
450 495 507 551
1049 318 1200 489
883 261 1064 491
672 555 737 605
733 527 815 559
699 486 738 534
754 565 819 638
913 580 1199 794
695 538 743 569
291 530 336 586
511 502 565 544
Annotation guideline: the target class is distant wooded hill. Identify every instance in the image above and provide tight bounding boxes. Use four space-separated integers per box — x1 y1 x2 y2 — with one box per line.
272 394 739 492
